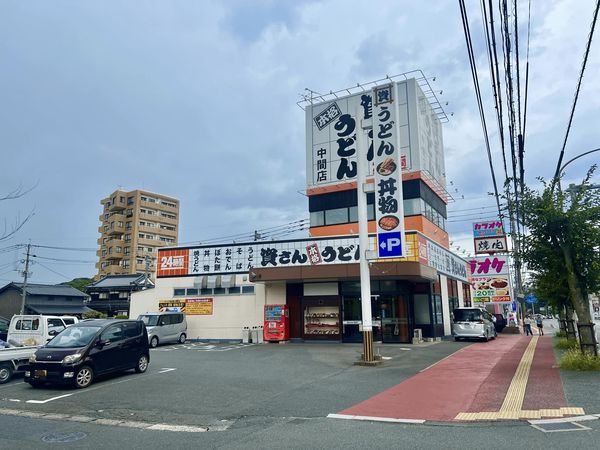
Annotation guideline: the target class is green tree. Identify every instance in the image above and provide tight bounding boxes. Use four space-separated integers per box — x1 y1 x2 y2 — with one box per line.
62 277 94 293
514 166 600 352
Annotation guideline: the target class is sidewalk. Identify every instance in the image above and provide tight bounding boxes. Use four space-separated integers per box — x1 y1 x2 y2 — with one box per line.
334 335 584 422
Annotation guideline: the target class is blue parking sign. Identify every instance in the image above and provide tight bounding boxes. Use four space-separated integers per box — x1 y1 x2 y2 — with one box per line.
378 231 403 258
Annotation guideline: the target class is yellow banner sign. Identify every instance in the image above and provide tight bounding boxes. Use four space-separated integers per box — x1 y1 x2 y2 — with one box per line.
185 298 213 315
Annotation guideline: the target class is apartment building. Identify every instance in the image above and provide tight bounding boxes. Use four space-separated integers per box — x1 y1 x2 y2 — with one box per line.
96 189 179 280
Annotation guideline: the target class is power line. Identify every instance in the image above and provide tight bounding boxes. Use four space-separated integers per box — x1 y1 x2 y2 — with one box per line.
35 261 72 280
30 244 97 252
553 0 600 182
458 0 504 224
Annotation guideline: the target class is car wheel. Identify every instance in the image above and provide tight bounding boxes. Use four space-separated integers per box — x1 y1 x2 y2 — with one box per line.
483 331 489 342
150 336 159 348
0 363 13 384
178 333 186 344
135 354 149 373
74 366 94 389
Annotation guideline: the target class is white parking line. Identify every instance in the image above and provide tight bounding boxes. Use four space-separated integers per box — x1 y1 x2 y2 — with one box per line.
21 367 177 404
27 393 73 404
158 368 176 374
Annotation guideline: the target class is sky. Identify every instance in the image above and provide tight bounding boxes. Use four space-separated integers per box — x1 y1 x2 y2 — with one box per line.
1 0 599 285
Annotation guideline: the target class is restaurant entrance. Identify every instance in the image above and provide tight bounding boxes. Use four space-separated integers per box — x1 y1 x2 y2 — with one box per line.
341 281 412 344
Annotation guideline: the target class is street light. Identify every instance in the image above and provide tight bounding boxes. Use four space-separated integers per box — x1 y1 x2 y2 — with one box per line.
559 147 600 174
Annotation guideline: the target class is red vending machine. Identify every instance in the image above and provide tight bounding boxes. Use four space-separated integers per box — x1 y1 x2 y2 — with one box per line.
264 304 289 341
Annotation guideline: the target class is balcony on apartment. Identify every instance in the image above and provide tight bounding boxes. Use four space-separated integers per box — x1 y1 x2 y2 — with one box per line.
107 224 125 236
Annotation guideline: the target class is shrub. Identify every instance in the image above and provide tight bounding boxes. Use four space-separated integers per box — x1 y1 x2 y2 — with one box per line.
559 349 600 371
554 330 568 339
82 310 107 319
554 337 579 350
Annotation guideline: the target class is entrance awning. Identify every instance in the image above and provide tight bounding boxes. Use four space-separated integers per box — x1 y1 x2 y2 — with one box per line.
249 261 438 283
27 305 97 315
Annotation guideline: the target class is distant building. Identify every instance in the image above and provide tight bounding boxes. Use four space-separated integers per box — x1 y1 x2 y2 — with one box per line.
96 189 179 280
86 274 153 317
0 282 93 319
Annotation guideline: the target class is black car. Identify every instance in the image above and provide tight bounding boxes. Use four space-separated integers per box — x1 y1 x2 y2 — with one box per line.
25 319 149 389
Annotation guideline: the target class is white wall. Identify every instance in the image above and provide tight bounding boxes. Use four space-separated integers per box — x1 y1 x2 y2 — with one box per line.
457 281 465 308
440 274 451 336
129 275 267 341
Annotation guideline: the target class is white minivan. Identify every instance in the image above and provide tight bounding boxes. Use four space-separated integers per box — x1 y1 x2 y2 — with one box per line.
137 312 187 348
7 315 72 346
452 308 497 342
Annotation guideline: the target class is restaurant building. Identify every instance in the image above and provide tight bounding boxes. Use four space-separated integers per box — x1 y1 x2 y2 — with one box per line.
130 74 471 343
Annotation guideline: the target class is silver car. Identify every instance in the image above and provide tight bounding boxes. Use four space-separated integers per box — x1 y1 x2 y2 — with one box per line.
452 307 497 341
137 312 187 348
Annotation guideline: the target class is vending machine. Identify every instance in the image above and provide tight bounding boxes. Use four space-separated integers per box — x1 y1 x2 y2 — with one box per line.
264 304 289 341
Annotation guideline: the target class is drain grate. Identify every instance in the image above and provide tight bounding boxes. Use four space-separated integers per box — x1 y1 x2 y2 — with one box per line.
531 422 591 433
41 431 88 443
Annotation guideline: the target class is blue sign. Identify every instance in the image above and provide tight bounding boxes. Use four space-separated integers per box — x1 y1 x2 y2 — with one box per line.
378 231 403 258
525 294 538 304
511 301 517 312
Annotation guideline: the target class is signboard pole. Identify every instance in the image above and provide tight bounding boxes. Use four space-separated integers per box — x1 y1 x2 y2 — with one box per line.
356 106 374 363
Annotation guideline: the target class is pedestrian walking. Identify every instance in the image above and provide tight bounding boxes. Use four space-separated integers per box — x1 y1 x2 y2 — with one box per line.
536 315 544 336
524 316 533 336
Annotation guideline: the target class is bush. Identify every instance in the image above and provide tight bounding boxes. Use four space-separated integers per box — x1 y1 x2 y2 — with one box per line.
559 349 600 371
82 310 107 319
555 337 579 350
554 330 568 339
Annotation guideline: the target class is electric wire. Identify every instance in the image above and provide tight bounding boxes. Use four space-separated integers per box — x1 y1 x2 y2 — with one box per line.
553 0 600 183
458 0 505 225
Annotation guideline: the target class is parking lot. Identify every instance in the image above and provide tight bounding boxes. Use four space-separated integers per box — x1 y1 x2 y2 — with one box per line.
0 341 462 430
2 337 600 449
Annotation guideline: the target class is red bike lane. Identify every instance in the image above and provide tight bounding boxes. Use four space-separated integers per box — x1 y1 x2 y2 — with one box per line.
335 336 574 422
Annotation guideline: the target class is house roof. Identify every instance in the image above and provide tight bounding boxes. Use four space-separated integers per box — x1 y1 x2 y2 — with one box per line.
27 305 96 315
1 282 88 298
86 274 153 290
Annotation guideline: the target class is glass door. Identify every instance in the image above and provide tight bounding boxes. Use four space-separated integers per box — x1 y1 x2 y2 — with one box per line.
381 294 411 343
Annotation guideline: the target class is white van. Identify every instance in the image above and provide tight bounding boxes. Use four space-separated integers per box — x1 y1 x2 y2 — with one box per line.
7 315 71 346
137 312 187 348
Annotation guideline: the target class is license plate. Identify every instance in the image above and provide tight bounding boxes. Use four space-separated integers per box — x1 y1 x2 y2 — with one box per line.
35 369 47 377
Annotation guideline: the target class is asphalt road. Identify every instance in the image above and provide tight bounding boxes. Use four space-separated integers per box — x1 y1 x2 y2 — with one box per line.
0 339 598 449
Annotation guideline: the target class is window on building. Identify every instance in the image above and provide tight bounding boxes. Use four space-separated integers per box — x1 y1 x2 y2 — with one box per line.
136 258 144 264
241 286 255 294
325 207 348 225
227 286 241 294
119 196 125 203
186 288 198 295
173 288 185 296
99 292 109 299
213 287 226 295
116 247 122 253
122 260 130 268
127 197 134 205
200 288 212 295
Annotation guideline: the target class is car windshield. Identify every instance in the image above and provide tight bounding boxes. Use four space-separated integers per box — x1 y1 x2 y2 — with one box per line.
46 326 101 348
138 315 159 326
453 309 482 322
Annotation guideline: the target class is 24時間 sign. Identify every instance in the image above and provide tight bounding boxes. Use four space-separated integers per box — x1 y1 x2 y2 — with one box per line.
373 84 406 258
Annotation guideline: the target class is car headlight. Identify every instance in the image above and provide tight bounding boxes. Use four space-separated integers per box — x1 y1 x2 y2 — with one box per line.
29 353 37 363
62 353 82 364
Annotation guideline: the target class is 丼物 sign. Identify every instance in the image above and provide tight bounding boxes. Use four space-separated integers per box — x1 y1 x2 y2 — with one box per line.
373 83 406 259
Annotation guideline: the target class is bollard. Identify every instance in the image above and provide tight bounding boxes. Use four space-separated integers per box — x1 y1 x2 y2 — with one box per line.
250 327 259 344
242 326 250 344
256 326 264 344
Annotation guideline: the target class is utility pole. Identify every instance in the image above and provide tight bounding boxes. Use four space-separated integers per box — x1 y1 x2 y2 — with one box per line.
144 255 152 289
20 243 32 315
356 106 375 363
